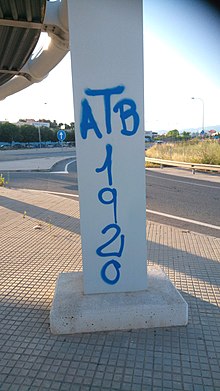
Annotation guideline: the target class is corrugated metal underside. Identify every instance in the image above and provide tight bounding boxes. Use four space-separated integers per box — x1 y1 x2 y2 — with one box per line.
0 0 46 86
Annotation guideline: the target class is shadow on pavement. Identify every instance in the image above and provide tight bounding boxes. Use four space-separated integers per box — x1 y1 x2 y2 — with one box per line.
0 195 80 234
147 239 220 289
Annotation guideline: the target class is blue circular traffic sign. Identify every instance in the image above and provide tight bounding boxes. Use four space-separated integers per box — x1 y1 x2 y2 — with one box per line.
57 129 66 141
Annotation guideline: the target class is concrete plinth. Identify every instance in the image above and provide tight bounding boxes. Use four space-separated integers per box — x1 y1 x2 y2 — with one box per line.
50 266 188 334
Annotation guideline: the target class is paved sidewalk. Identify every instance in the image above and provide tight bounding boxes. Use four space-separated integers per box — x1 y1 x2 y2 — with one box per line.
0 187 220 391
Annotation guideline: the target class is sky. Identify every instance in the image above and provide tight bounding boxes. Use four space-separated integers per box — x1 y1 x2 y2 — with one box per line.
1 0 220 133
144 0 220 132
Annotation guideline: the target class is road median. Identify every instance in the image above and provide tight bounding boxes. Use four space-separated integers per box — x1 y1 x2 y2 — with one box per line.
0 156 69 172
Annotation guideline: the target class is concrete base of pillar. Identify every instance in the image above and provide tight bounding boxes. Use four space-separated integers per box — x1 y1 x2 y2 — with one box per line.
50 266 188 334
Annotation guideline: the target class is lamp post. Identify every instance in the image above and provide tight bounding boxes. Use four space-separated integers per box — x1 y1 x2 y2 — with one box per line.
38 125 42 148
38 102 47 148
191 97 204 134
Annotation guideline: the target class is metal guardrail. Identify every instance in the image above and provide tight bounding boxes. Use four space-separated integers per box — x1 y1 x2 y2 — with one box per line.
145 157 220 174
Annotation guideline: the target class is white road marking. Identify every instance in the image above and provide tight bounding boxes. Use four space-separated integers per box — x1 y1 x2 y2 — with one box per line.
146 172 220 189
146 209 220 230
52 159 76 174
27 190 220 230
65 159 76 172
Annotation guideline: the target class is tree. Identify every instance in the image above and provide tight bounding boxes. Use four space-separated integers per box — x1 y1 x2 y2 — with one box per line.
50 120 58 129
40 126 56 142
0 120 75 144
66 127 75 142
0 122 19 142
181 131 191 140
19 125 39 142
166 129 180 139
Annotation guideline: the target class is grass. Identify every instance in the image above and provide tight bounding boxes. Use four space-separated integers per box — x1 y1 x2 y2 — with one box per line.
146 139 220 165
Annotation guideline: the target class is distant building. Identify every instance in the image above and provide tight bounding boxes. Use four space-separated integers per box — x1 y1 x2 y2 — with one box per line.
208 129 217 136
16 119 50 128
145 131 152 138
144 131 158 140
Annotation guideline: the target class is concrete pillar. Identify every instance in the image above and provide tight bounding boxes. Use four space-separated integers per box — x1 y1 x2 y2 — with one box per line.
67 0 147 294
50 0 188 334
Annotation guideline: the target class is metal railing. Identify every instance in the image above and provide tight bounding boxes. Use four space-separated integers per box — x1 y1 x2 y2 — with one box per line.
145 157 220 174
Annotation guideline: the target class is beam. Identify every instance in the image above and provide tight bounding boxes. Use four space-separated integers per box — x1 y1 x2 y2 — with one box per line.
0 18 42 30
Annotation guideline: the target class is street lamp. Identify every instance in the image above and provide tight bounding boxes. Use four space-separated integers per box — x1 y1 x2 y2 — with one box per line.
38 125 42 148
191 97 205 134
38 102 47 148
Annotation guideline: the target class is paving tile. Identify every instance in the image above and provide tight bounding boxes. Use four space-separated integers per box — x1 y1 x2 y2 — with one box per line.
0 188 219 391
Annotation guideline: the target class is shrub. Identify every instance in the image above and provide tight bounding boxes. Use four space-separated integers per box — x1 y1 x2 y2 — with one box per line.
0 174 5 186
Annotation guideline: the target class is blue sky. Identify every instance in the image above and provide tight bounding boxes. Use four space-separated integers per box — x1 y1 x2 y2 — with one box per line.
144 0 220 132
1 0 220 133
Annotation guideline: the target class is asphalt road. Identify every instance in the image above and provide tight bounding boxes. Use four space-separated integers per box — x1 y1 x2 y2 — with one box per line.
0 147 75 161
146 168 220 237
3 158 78 196
2 155 220 238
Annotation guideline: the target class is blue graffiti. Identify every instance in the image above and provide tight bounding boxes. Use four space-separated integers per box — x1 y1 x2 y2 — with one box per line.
113 98 139 136
95 142 125 285
80 99 102 139
96 144 112 186
85 86 124 135
80 86 139 139
95 141 124 285
101 259 121 285
81 85 139 286
98 187 118 224
96 223 125 258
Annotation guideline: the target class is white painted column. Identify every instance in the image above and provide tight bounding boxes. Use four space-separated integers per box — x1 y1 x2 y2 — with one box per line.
67 0 147 294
